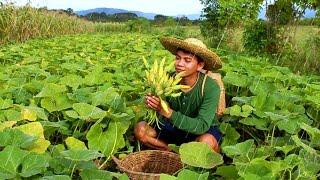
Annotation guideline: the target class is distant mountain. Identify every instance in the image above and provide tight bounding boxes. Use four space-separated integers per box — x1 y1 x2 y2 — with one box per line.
76 8 127 16
75 8 201 20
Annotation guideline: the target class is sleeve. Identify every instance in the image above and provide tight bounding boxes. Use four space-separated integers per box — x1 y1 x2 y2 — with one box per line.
169 78 220 135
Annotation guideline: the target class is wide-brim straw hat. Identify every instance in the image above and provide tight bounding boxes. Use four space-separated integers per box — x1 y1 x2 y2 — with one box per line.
160 37 222 70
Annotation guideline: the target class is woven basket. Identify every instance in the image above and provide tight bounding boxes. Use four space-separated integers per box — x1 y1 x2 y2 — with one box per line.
112 150 183 180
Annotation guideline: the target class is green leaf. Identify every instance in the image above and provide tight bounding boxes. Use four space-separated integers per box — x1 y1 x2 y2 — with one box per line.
274 145 296 155
216 165 239 179
21 107 37 121
0 146 27 179
80 169 113 180
223 72 250 87
245 158 287 177
236 158 274 179
20 153 49 177
65 110 79 119
87 120 130 159
229 105 241 116
60 74 83 89
84 69 110 86
72 103 106 120
240 117 269 130
41 95 73 112
249 81 276 95
298 149 320 175
36 83 67 97
160 174 177 180
0 128 37 149
177 169 209 180
67 87 93 103
3 109 22 121
21 106 48 121
223 139 255 157
0 121 17 131
220 123 240 147
168 144 179 153
292 135 318 155
65 137 87 150
284 154 301 169
232 96 253 104
265 111 288 122
60 149 103 161
276 114 311 134
118 173 130 180
241 104 254 117
0 98 13 110
91 88 121 107
299 122 320 145
179 142 223 169
251 92 267 110
16 122 50 153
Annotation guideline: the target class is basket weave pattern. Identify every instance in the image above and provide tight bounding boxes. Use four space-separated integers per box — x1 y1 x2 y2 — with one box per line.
113 150 183 180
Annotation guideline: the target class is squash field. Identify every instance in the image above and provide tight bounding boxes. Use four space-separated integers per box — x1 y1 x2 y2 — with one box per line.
0 33 319 179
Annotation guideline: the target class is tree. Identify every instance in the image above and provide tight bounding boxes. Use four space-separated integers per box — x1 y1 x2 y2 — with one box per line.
114 12 138 22
200 0 262 48
175 16 191 26
163 17 175 26
66 8 73 15
154 14 168 25
200 0 319 48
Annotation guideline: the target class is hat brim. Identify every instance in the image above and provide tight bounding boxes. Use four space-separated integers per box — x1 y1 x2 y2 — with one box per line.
160 37 222 70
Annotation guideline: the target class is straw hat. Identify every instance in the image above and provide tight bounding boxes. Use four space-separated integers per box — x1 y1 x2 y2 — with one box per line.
160 37 222 70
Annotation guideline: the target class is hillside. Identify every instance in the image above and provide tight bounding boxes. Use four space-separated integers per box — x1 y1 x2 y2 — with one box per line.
75 7 201 20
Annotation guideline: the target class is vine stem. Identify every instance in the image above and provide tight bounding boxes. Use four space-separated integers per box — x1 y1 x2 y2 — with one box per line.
270 125 276 147
70 163 76 178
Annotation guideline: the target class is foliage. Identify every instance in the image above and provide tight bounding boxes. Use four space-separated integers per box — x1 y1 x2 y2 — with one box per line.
200 0 262 48
216 52 320 179
277 32 320 74
179 142 223 168
83 12 138 22
0 31 319 179
0 4 94 45
126 18 151 33
243 20 284 55
266 0 296 25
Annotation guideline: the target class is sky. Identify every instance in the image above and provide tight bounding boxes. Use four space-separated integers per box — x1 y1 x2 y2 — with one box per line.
7 0 204 16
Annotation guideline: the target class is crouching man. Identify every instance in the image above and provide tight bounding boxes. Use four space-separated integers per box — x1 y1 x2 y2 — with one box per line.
135 37 224 153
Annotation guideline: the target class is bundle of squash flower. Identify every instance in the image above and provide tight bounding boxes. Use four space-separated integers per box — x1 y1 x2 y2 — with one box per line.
142 57 189 128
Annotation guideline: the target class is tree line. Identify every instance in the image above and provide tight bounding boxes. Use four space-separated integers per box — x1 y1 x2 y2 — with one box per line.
80 12 199 26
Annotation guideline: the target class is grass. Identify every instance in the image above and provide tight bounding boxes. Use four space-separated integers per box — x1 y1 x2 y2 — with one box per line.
214 25 320 74
0 5 95 44
290 25 319 46
221 25 319 52
0 4 130 45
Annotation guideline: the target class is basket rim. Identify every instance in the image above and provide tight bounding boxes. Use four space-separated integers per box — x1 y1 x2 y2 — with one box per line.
113 150 183 177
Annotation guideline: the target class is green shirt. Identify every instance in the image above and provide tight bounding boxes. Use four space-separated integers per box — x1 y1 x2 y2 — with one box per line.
162 72 221 135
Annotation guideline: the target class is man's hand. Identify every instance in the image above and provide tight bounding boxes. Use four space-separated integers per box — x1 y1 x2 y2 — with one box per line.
145 94 173 119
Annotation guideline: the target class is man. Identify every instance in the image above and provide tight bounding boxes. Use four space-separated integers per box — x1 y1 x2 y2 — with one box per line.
134 37 223 152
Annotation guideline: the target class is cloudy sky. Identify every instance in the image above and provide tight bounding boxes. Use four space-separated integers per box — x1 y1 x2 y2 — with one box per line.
9 0 204 15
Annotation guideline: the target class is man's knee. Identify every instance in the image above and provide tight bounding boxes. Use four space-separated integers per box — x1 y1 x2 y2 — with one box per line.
196 133 220 153
134 121 157 143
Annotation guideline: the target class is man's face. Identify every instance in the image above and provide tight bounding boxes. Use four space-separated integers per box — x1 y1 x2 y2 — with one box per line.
175 50 204 77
